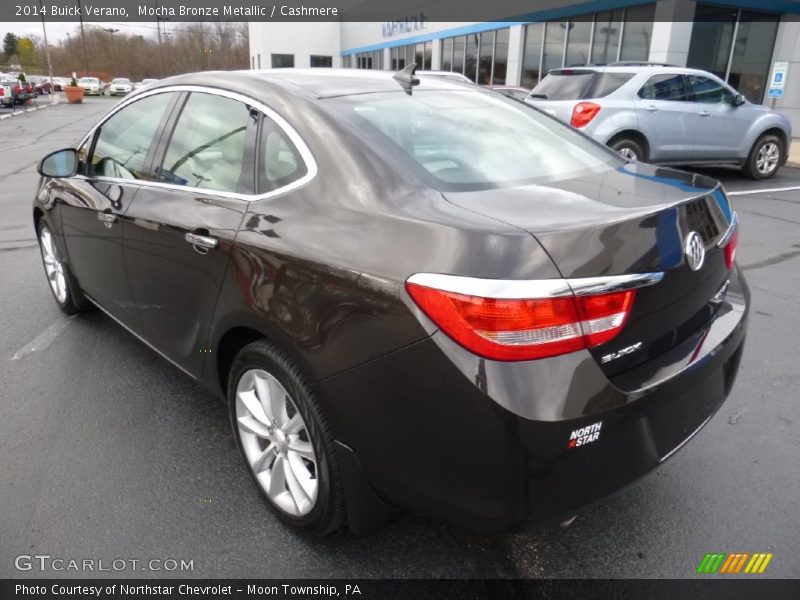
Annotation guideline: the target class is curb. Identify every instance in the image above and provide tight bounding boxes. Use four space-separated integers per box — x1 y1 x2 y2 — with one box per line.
0 100 61 121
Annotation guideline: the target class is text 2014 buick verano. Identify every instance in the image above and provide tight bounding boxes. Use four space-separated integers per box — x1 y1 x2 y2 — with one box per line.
34 67 748 535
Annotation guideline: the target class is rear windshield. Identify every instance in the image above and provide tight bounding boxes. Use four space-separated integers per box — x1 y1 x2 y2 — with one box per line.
326 90 619 191
532 71 634 100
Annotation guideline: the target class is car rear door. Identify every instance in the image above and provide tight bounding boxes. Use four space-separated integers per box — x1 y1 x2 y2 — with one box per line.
685 74 752 160
120 90 256 377
633 73 700 161
58 91 180 327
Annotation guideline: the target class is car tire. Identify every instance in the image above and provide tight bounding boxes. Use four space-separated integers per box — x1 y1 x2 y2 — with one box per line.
228 340 346 537
743 134 784 180
36 219 91 315
609 136 647 162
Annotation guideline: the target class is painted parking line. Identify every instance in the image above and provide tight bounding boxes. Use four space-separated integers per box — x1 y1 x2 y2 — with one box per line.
9 318 71 361
728 185 800 196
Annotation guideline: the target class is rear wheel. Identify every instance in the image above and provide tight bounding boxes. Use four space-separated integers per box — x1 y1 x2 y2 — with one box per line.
228 340 346 536
37 220 90 315
609 136 646 162
743 134 783 180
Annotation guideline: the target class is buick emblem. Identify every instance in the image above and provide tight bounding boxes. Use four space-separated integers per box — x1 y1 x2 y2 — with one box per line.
684 231 705 271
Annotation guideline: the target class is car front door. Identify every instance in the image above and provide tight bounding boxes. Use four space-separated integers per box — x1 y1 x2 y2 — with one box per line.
120 90 257 376
58 91 179 326
685 74 753 160
633 73 699 161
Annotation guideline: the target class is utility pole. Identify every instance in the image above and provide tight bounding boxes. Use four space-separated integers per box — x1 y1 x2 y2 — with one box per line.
156 16 168 76
77 0 88 74
104 28 119 78
37 0 55 102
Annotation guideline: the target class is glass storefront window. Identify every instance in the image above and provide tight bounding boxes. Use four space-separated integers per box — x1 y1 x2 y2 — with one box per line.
591 10 623 65
687 5 737 79
620 4 655 62
453 36 465 74
465 34 479 81
441 38 453 72
543 22 566 75
521 23 544 88
478 31 494 84
493 28 509 85
729 11 779 103
565 17 593 67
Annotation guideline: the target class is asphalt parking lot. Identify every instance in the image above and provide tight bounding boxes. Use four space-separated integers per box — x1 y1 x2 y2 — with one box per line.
1 99 799 579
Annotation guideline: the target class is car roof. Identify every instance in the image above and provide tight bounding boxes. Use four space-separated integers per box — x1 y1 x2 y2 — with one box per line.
551 64 727 78
153 69 474 100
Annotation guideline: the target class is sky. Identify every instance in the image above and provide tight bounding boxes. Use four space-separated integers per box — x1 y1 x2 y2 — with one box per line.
1 21 171 45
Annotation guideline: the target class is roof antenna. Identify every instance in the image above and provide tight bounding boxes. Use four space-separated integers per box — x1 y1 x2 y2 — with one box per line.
393 62 419 95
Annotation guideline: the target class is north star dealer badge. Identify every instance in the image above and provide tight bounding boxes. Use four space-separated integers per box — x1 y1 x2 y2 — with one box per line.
567 421 602 448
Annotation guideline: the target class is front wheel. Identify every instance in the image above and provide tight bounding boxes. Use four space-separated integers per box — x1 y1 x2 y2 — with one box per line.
37 220 90 315
743 134 784 179
228 340 346 536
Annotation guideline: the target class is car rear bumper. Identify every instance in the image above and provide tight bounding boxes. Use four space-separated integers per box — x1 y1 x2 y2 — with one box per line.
316 265 749 531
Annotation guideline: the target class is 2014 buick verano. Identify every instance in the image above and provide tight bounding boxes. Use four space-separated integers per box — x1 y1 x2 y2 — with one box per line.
33 67 748 536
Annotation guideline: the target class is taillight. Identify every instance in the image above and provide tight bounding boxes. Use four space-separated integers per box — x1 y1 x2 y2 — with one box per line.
406 281 636 361
570 102 601 128
0 88 4 97
723 227 738 269
14 85 20 93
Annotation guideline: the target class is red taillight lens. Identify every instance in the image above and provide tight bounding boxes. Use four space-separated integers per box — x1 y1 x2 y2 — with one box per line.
722 227 738 269
406 282 635 361
570 102 601 128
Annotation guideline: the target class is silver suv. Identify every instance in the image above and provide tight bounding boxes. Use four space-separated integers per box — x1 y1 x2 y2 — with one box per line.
526 63 792 179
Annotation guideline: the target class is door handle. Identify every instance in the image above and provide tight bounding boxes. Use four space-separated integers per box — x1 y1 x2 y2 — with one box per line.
699 110 711 117
97 212 118 224
645 105 658 112
185 232 219 250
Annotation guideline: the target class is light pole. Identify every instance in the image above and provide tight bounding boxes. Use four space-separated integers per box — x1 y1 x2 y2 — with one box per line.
156 16 169 76
37 0 55 102
76 0 88 74
104 28 119 78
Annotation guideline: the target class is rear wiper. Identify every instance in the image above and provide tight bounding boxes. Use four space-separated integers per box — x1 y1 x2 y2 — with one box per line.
528 93 548 99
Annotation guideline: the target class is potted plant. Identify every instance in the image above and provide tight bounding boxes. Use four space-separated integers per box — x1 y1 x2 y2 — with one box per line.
64 75 84 104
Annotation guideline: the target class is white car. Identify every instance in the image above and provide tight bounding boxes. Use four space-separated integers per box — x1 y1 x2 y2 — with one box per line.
110 78 133 96
77 77 101 95
133 78 158 91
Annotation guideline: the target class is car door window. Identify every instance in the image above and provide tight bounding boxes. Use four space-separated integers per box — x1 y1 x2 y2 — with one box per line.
257 117 307 194
90 92 174 180
686 75 733 104
637 74 689 101
158 92 254 194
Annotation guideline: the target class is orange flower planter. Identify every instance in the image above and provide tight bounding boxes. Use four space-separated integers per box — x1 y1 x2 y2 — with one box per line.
64 86 84 104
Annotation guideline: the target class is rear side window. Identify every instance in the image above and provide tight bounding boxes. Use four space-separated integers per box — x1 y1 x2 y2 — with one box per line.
686 75 733 103
90 92 174 180
257 118 307 194
531 71 595 100
637 74 689 101
158 92 254 194
590 73 635 98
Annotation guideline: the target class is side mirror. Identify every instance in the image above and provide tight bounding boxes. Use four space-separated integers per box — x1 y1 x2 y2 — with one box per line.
729 94 745 107
38 148 79 178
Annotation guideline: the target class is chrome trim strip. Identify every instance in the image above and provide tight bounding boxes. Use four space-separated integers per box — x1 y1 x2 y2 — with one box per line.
406 272 663 299
85 294 198 381
76 84 318 202
716 211 739 248
659 413 713 463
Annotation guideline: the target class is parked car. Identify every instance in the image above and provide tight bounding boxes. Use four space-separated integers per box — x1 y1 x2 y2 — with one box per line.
0 81 13 107
77 77 101 95
133 78 158 90
0 78 33 104
525 63 792 179
33 68 747 536
110 77 133 96
29 75 52 95
487 85 530 100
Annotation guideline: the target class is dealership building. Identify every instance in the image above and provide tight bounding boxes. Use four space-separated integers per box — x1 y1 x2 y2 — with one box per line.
249 1 800 132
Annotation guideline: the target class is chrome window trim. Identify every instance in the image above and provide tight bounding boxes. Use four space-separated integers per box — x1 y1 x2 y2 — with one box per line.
76 84 318 202
406 271 663 299
716 211 739 248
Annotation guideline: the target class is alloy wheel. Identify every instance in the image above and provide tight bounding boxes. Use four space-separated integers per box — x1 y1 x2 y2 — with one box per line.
235 369 319 516
756 142 780 175
617 147 638 161
39 225 68 304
